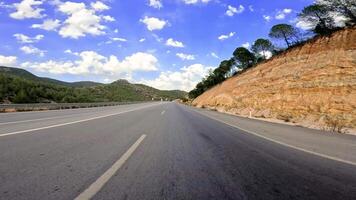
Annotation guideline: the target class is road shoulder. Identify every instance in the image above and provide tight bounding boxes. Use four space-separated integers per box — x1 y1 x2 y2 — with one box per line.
181 104 356 166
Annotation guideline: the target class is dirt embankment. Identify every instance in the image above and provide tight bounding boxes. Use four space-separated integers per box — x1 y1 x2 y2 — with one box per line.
193 28 356 132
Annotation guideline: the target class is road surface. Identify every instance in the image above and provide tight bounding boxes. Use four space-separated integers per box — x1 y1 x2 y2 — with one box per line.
0 102 355 200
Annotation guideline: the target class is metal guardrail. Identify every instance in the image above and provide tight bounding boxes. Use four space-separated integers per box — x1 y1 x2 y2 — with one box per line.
0 101 148 112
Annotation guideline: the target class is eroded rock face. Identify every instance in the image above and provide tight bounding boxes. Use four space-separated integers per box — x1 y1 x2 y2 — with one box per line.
193 28 356 128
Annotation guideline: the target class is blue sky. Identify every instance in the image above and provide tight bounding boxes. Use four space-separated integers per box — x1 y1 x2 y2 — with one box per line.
0 0 313 91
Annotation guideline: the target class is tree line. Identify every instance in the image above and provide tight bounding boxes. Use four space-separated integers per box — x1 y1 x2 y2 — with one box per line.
188 0 355 99
0 74 186 103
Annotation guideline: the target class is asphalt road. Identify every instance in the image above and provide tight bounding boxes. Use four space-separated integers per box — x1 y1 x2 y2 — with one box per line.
0 102 355 200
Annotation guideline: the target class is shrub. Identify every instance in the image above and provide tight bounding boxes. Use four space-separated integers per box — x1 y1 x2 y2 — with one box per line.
324 115 348 133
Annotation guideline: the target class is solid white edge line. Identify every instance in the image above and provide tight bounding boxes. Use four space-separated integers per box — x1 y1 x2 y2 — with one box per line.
0 103 160 138
188 106 356 167
74 134 147 200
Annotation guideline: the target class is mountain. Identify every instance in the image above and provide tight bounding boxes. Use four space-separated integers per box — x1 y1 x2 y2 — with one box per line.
0 66 187 103
0 66 103 87
192 28 356 129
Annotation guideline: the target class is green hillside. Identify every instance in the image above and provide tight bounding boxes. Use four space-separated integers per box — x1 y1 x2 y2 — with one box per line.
0 66 103 87
0 66 187 103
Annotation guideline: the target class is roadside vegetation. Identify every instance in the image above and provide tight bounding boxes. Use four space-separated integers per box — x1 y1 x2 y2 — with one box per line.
324 115 349 133
0 67 186 103
188 0 355 99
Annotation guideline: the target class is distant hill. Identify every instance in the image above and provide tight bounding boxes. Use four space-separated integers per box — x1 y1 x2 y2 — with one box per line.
0 66 103 87
0 66 187 103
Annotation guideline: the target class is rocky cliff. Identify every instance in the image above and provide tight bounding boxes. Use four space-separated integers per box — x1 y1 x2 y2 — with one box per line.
193 28 356 130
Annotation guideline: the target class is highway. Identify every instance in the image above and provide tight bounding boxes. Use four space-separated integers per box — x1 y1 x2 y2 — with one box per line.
0 102 355 200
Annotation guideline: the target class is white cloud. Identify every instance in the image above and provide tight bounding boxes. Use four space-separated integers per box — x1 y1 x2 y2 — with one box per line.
90 1 109 11
48 0 62 6
140 64 212 91
0 55 17 66
152 33 163 42
275 13 285 20
283 8 292 14
330 12 349 27
148 0 162 9
248 5 254 12
21 51 158 76
226 5 244 17
140 16 167 31
181 0 211 5
210 52 219 59
58 1 112 39
13 33 44 43
21 60 84 74
103 78 113 83
139 38 146 42
102 15 115 22
263 15 271 22
296 11 348 30
275 8 293 20
295 19 315 30
64 49 79 56
10 0 45 19
259 51 272 59
31 19 61 31
176 53 195 60
226 6 237 17
112 37 127 42
0 1 11 9
166 38 185 48
218 32 235 41
20 45 46 57
242 42 250 48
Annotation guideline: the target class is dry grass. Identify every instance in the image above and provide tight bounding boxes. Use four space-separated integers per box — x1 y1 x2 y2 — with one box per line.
324 115 348 133
277 114 293 123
